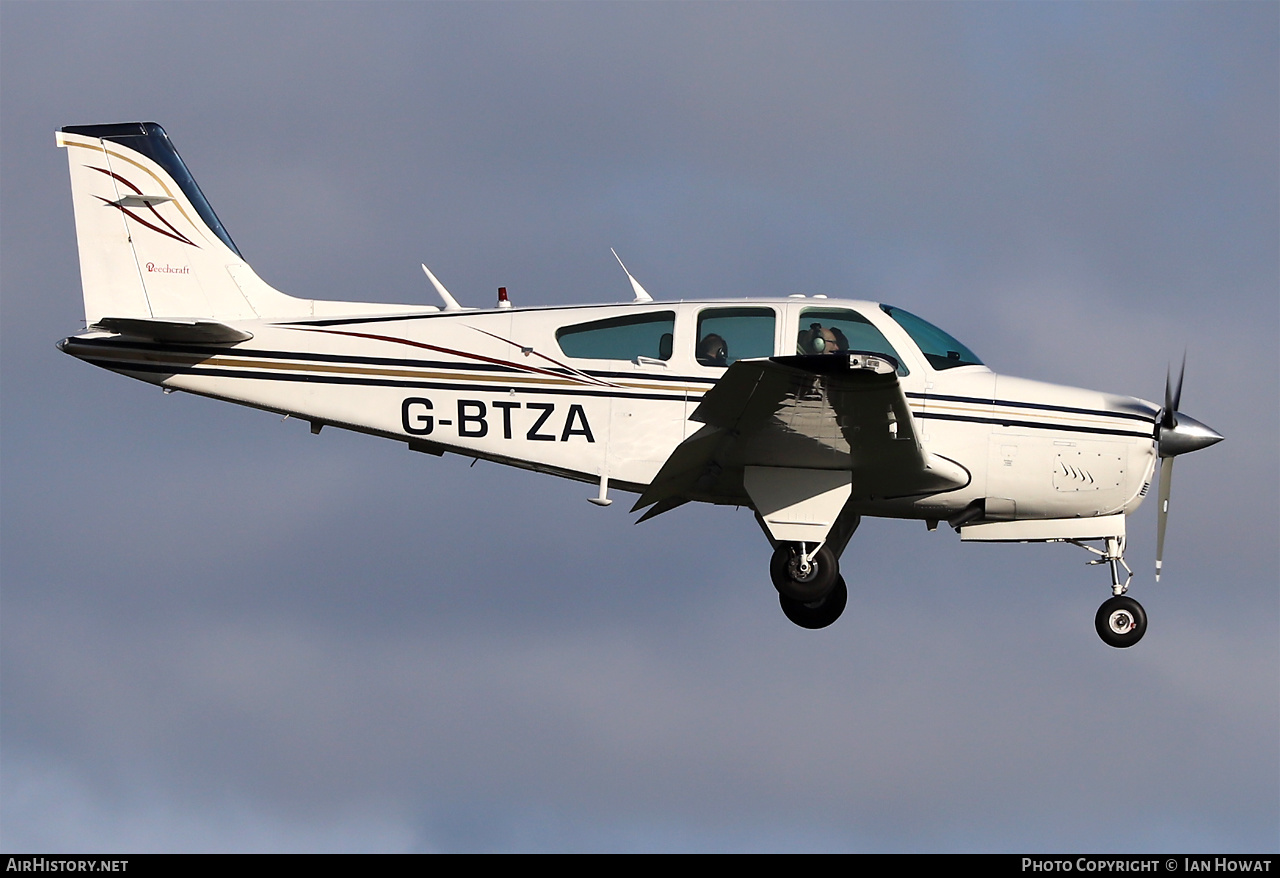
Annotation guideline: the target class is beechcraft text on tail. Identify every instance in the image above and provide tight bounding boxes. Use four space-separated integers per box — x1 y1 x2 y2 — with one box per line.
55 122 1223 645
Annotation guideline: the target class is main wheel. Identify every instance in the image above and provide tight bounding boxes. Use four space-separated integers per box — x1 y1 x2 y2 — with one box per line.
1095 595 1147 648
780 576 848 630
770 543 838 603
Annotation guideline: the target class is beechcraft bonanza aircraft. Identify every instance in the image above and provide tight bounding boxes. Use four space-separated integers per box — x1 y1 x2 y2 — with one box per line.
56 122 1224 645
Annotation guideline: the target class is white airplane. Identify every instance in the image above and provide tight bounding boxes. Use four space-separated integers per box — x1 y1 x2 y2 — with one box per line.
55 122 1223 645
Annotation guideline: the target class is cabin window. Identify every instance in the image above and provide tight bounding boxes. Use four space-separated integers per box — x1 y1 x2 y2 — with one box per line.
880 305 983 371
556 311 676 361
695 307 775 366
797 308 909 375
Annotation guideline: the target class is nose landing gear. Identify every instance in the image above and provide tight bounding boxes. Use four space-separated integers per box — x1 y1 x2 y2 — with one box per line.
1071 534 1147 648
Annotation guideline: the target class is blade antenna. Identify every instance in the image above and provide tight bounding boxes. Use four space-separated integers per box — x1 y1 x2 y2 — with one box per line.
611 248 654 303
421 263 465 311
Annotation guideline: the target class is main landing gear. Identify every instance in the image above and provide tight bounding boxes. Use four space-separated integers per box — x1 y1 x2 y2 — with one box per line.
771 542 845 629
1072 535 1147 648
780 576 848 630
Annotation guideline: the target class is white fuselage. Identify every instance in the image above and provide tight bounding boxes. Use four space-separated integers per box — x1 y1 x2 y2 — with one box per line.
64 297 1161 524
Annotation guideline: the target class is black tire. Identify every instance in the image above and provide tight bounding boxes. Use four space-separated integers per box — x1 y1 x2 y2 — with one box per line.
780 576 848 630
1095 595 1147 648
770 543 839 603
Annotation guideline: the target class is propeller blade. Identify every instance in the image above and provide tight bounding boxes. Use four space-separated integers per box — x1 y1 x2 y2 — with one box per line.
1162 354 1186 430
1155 456 1174 581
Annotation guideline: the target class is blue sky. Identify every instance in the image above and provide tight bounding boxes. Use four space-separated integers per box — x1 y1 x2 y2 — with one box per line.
2 2 1276 852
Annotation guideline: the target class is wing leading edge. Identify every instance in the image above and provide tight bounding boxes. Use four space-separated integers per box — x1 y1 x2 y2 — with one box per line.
633 353 970 524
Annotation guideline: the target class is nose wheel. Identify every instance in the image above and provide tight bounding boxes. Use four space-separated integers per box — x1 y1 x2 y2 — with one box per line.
1069 534 1149 648
1095 595 1147 648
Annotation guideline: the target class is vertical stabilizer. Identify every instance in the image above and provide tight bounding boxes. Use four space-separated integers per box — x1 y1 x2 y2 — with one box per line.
58 123 423 325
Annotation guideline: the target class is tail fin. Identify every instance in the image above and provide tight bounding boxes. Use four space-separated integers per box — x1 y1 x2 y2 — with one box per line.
57 123 427 325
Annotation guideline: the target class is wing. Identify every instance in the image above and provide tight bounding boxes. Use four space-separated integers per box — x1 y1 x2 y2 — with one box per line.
633 352 969 519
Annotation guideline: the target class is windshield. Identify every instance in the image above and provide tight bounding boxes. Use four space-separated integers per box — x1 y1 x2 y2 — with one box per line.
880 305 983 371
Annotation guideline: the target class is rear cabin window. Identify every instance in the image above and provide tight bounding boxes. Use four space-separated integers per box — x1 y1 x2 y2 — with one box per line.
695 307 776 366
556 311 676 361
797 307 909 375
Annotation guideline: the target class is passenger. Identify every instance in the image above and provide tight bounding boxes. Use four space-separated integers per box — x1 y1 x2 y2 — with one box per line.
697 333 729 366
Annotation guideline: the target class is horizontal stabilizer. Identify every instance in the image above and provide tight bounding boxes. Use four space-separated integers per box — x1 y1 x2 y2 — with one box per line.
93 317 253 344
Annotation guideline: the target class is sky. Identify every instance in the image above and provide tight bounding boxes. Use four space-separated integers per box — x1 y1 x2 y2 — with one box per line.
1 1 1276 853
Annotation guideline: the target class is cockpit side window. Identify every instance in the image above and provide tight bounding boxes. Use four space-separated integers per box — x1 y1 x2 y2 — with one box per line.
797 308 909 376
695 307 775 366
556 311 676 361
880 305 983 371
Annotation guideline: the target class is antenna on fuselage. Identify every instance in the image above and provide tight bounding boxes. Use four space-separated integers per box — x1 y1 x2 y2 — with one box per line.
421 263 466 311
610 248 654 303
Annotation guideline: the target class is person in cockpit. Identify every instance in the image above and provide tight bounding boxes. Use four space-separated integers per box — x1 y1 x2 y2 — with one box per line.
697 332 729 366
797 323 848 355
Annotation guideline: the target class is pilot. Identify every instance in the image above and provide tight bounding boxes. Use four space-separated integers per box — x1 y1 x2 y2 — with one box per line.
797 323 848 355
696 333 729 366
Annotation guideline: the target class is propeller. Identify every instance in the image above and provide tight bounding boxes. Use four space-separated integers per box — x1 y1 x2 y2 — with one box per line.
1153 355 1223 580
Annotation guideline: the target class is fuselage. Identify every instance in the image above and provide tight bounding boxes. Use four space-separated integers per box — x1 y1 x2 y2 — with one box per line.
60 296 1160 524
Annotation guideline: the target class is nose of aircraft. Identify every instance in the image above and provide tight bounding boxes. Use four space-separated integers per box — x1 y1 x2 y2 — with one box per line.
1157 412 1224 458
